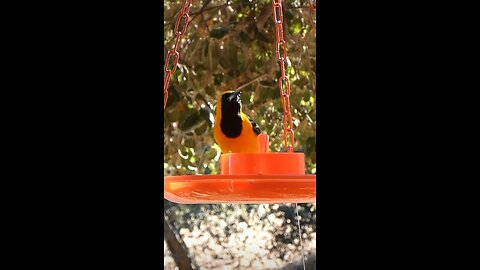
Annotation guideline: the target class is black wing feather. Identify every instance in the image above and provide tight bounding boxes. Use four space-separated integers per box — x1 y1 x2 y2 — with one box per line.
247 115 261 135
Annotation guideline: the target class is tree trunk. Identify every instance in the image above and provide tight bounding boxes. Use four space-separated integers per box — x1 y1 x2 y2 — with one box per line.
164 214 195 270
279 251 316 270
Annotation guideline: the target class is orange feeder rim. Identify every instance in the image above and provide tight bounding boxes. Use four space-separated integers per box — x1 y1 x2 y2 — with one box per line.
164 134 317 204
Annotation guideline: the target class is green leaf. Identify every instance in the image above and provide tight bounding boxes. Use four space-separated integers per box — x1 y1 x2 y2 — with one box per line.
291 18 303 34
194 122 208 136
305 136 316 159
213 73 223 86
184 138 196 148
179 112 204 132
203 40 209 56
199 107 212 123
165 84 181 112
209 26 230 39
284 10 294 21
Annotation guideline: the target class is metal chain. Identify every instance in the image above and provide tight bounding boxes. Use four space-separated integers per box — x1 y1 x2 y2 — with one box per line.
164 0 192 109
307 0 316 30
272 0 295 152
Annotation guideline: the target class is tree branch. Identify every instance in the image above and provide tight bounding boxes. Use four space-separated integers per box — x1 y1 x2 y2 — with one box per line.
235 74 269 91
279 251 316 270
164 214 196 270
190 0 213 22
190 3 229 18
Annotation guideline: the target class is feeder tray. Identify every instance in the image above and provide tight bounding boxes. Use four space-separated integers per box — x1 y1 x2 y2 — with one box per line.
164 134 316 204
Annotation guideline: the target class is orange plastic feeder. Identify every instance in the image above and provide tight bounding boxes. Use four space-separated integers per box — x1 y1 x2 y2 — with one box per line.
164 134 316 204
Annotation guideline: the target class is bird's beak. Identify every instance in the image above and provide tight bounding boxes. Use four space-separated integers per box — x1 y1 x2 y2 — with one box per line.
226 89 242 102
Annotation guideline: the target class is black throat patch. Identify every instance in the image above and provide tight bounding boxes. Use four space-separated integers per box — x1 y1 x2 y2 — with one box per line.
220 93 242 138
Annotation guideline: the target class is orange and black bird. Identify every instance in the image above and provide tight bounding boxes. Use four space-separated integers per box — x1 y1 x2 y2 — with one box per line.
214 90 261 153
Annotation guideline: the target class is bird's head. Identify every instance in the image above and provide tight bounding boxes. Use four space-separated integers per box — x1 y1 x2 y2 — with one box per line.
219 90 242 114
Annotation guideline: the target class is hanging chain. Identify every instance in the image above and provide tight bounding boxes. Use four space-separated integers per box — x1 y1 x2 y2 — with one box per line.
272 0 295 152
307 0 316 30
164 0 192 109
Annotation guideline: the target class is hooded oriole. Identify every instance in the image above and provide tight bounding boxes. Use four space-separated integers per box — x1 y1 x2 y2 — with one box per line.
214 90 261 153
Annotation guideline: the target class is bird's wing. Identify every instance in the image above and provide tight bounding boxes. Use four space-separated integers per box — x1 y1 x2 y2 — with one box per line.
247 115 261 135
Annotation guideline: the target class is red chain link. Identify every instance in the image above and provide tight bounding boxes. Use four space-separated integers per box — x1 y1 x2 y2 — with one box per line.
164 0 192 109
307 0 316 30
272 0 295 152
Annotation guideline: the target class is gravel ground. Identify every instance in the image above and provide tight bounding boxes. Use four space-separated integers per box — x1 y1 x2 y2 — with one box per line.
164 204 316 270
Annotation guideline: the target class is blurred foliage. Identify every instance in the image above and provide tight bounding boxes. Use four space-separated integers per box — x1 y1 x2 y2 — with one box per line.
164 0 316 268
164 0 316 175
